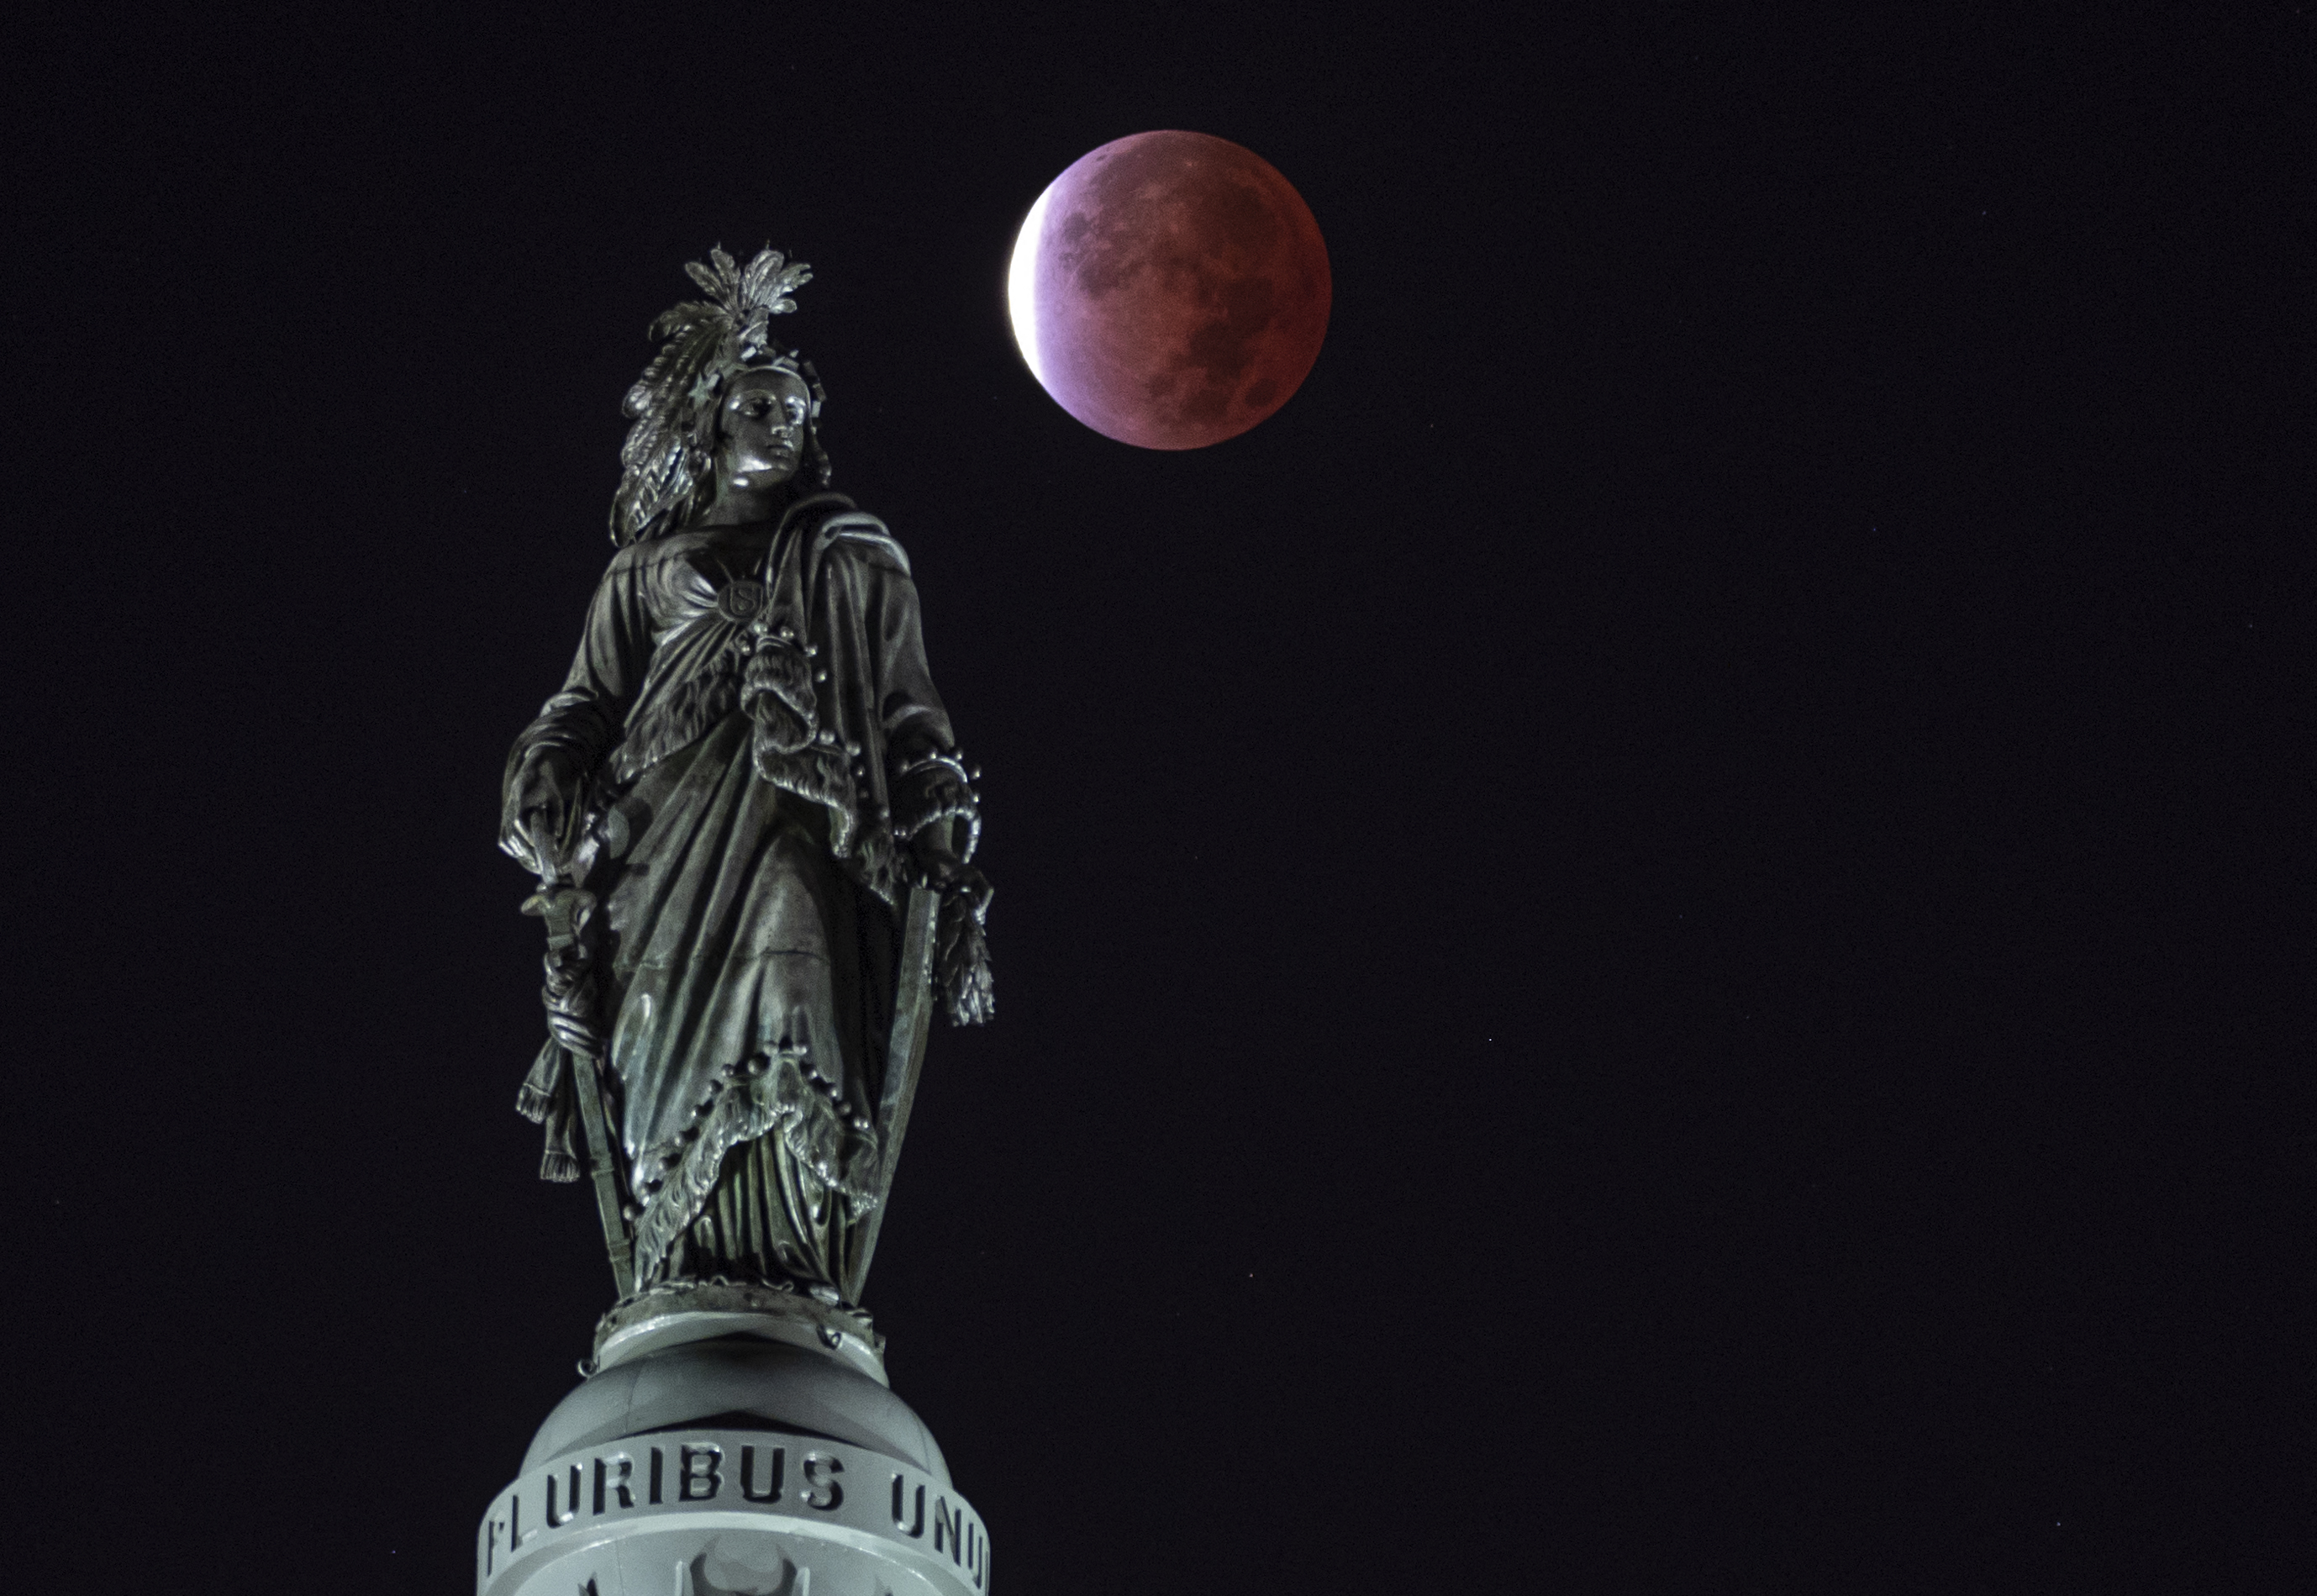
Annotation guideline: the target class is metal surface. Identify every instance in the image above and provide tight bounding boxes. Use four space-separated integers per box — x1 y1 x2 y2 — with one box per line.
524 877 636 1298
499 245 993 1307
591 1279 887 1384
844 886 939 1303
480 1427 986 1596
527 1337 942 1477
483 246 1001 1595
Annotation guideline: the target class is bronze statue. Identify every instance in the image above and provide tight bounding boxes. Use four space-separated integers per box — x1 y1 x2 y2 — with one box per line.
499 246 993 1309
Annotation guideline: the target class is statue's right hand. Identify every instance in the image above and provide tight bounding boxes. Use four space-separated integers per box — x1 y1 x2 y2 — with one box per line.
503 750 582 875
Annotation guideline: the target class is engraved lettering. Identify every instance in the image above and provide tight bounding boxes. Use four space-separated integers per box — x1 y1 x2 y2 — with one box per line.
741 1446 785 1504
484 1514 505 1575
650 1446 665 1504
510 1485 540 1551
803 1451 844 1510
547 1463 581 1527
678 1444 724 1501
935 1496 959 1557
891 1475 924 1536
594 1454 635 1514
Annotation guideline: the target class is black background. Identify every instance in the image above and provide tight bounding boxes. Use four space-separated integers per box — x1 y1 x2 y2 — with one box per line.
11 8 2309 1590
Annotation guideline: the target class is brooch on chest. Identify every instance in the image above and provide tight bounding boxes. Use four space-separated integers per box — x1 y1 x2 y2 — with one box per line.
715 577 766 623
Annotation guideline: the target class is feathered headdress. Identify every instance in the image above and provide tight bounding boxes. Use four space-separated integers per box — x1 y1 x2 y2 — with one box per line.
610 245 831 545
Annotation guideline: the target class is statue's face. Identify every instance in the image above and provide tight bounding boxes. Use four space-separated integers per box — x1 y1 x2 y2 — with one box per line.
715 367 813 491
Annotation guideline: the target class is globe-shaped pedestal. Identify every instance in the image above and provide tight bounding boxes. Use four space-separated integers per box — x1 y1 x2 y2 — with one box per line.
477 1285 987 1596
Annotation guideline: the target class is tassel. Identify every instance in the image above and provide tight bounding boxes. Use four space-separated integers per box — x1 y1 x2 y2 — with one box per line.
524 1040 586 1184
517 1039 566 1124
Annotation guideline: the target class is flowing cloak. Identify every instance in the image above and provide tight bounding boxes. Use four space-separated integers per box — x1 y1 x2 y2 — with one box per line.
501 492 980 1291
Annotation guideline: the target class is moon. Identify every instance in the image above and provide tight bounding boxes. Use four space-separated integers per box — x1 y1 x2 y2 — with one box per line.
1008 131 1331 450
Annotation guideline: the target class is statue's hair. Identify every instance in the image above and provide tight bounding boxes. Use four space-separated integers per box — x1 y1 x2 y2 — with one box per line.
610 245 834 545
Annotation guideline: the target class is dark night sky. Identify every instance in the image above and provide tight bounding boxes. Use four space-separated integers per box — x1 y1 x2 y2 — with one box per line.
10 8 2310 1591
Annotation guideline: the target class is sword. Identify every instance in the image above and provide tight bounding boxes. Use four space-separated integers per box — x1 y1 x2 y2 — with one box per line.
843 884 940 1304
523 845 637 1300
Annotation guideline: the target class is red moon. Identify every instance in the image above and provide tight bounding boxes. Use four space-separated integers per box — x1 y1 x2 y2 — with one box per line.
1008 131 1331 450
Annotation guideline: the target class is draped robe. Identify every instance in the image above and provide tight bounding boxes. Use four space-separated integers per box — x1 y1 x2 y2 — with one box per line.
502 492 980 1293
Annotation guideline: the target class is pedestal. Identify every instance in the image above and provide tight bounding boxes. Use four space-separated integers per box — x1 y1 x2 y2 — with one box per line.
478 1283 989 1596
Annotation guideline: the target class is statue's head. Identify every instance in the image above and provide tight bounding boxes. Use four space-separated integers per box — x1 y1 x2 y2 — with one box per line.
708 361 819 506
610 245 831 545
